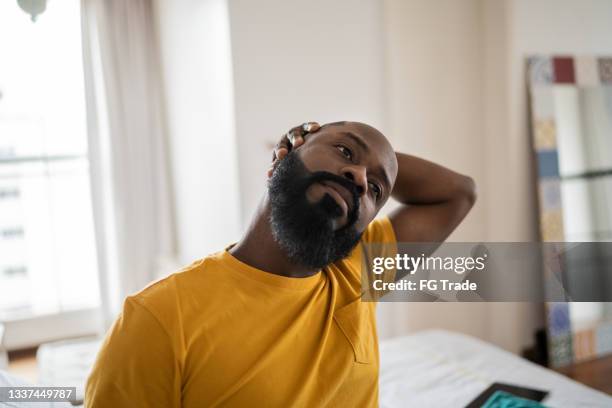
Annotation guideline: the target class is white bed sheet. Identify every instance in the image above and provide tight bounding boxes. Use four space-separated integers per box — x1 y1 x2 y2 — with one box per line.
379 330 612 408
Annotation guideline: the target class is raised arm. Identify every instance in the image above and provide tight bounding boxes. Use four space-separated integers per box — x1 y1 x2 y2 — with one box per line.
266 123 476 243
389 152 476 243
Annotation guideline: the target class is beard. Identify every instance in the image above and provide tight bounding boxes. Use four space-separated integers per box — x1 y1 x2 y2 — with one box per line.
268 151 363 269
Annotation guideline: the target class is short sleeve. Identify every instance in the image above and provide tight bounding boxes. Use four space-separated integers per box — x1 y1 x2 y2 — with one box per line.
85 297 181 408
359 216 398 300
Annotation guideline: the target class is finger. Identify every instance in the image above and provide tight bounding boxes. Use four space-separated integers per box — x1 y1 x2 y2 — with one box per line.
268 154 283 177
286 128 302 148
273 137 290 159
302 121 321 133
292 133 305 148
271 121 320 167
287 121 319 146
272 132 296 163
276 146 288 160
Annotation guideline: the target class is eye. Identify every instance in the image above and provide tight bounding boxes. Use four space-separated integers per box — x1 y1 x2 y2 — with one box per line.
335 145 353 161
369 181 382 201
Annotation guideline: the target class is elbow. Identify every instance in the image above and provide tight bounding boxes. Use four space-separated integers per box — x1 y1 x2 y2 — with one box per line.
459 175 477 207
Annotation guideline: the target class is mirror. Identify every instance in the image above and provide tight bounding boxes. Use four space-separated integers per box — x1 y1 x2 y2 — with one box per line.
528 55 612 367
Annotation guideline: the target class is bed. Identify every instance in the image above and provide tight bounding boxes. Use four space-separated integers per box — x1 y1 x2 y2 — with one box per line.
1 330 610 407
379 330 612 407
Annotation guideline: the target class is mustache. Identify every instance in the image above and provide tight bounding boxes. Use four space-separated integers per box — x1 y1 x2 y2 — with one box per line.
303 170 361 228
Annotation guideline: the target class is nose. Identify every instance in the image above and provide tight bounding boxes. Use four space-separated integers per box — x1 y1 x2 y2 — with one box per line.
341 165 368 197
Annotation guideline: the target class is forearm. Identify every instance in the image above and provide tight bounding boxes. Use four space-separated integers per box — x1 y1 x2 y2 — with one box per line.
391 152 476 206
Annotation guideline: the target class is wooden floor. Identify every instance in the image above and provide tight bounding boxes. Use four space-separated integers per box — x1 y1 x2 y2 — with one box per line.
555 354 612 396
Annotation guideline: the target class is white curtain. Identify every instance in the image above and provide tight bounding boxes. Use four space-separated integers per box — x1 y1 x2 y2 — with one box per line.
80 0 178 330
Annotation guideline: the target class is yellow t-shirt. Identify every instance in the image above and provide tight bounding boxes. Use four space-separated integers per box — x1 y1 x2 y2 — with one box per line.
85 216 397 407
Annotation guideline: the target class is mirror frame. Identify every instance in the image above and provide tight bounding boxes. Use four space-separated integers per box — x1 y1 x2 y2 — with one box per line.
527 55 612 368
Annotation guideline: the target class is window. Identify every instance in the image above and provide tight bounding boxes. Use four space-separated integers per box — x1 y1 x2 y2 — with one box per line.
0 1 100 324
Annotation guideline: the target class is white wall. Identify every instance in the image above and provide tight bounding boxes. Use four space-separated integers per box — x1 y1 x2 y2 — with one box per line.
377 0 490 341
227 0 387 226
153 0 242 264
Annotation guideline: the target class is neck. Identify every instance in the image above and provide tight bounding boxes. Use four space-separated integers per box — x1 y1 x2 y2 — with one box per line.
228 193 320 278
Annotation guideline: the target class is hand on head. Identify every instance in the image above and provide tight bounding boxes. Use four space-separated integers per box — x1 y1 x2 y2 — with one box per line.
267 122 321 178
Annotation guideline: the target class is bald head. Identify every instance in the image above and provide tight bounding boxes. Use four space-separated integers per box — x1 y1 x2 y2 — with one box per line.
306 121 398 188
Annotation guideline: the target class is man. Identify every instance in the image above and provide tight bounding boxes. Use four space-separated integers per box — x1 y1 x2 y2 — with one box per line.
85 121 476 407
